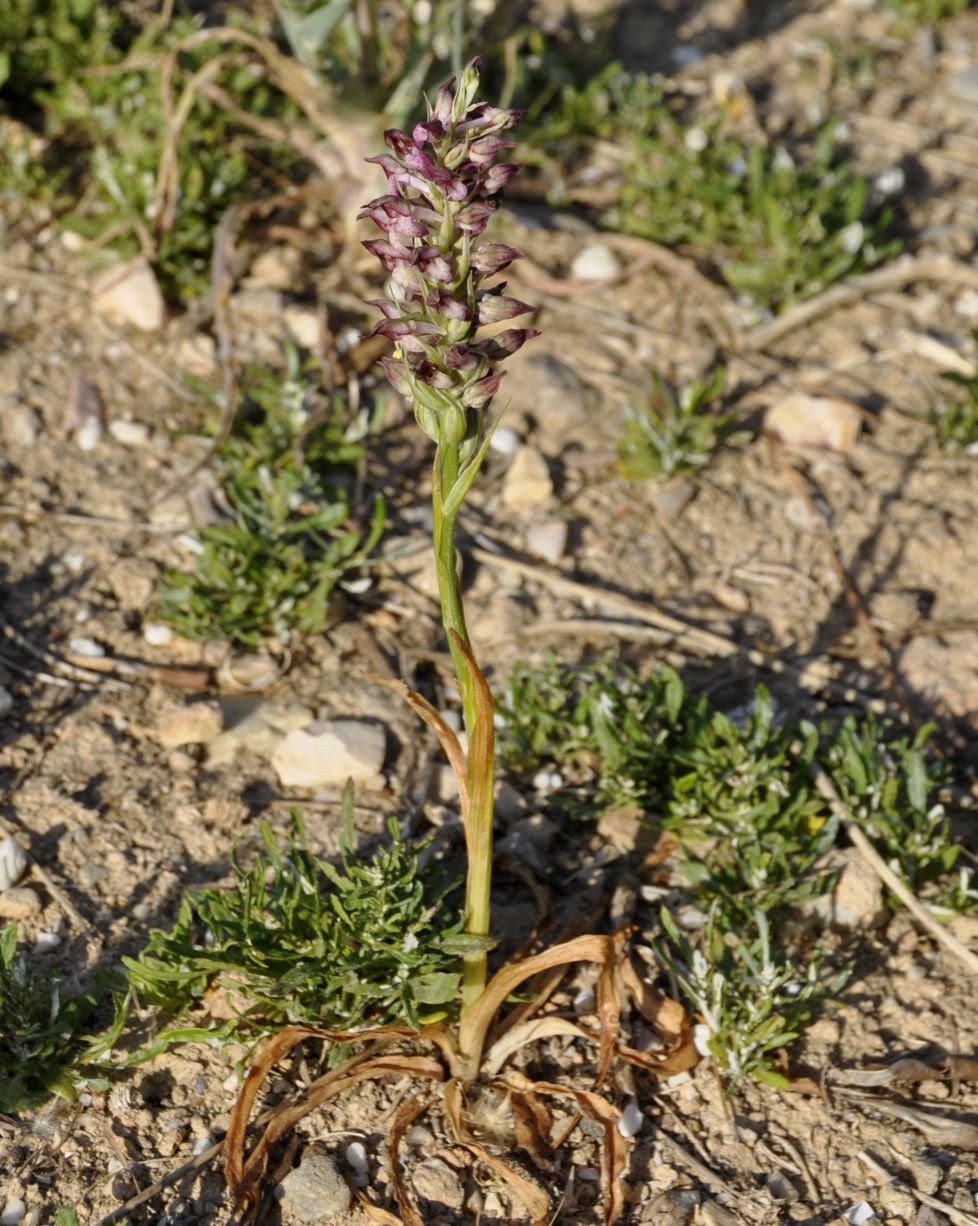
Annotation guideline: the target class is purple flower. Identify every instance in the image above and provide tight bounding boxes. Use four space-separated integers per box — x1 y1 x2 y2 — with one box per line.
361 60 536 441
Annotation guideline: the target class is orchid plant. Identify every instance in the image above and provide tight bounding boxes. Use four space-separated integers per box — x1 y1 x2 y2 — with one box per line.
225 63 694 1226
360 58 536 1025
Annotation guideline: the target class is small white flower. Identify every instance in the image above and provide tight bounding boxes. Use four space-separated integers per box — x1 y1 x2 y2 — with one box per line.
402 933 419 953
838 220 865 255
684 126 709 154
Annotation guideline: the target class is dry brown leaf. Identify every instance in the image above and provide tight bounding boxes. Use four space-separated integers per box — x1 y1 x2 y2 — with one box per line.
356 1193 405 1225
837 1058 937 1088
225 1022 441 1211
387 1093 433 1226
617 955 697 1077
511 1089 555 1169
444 1079 551 1224
515 1079 627 1226
947 1055 978 1082
483 1017 589 1078
365 671 470 826
458 934 616 1069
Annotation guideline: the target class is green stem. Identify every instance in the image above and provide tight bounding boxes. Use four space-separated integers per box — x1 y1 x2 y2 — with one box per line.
431 444 494 1032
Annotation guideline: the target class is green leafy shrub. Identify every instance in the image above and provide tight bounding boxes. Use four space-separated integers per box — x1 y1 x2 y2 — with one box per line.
526 67 899 310
0 924 103 1109
655 907 848 1090
160 347 385 646
930 335 978 452
125 803 465 1037
618 366 738 483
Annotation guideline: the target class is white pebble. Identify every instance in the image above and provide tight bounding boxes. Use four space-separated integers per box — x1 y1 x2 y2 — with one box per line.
75 418 102 451
143 623 173 647
0 1200 26 1226
68 636 105 658
345 1140 369 1175
176 532 204 555
192 1136 213 1156
573 984 596 1015
63 551 86 575
618 1098 644 1139
956 289 978 319
0 686 13 717
570 243 621 282
843 1203 878 1226
489 425 521 456
32 932 61 954
531 769 563 791
0 837 28 892
873 166 904 197
108 419 151 446
692 1022 714 1058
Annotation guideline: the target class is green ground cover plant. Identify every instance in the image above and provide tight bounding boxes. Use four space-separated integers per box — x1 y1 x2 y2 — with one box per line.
159 346 385 646
930 332 978 452
0 924 105 1109
125 802 465 1039
524 66 900 311
618 364 737 482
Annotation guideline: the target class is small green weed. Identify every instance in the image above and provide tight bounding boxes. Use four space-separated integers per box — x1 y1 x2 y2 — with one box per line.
125 802 465 1038
526 67 899 311
930 336 978 452
160 346 385 647
618 365 738 483
655 907 847 1090
0 924 104 1109
885 0 973 25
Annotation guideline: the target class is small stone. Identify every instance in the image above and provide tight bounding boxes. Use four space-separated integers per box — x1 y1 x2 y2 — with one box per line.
804 848 886 928
404 1125 435 1148
68 636 104 659
765 393 861 453
0 686 12 716
525 519 567 565
93 258 165 331
570 243 621 282
156 701 224 749
956 289 978 320
0 1199 26 1226
650 477 696 518
489 425 521 456
618 1098 643 1138
507 814 558 852
278 1149 351 1222
412 1157 464 1210
271 719 386 789
75 417 103 451
176 334 218 378
0 887 41 920
205 700 313 767
646 1189 699 1225
168 750 197 773
7 406 40 448
283 304 320 349
950 67 978 116
501 446 553 511
247 246 302 291
766 1172 799 1203
344 1141 368 1176
911 1156 942 1196
0 837 28 892
143 623 174 647
32 932 60 954
596 807 649 854
216 652 282 692
108 418 151 446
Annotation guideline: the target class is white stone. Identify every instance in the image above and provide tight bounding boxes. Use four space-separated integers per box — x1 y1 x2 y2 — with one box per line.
0 888 41 921
345 1140 369 1175
156 701 224 748
765 393 861 453
618 1098 644 1138
93 258 165 332
68 636 105 658
489 425 521 456
75 417 102 451
283 304 320 349
0 686 12 716
0 1200 26 1226
206 700 314 767
501 446 553 512
0 837 28 892
525 519 567 565
570 243 621 283
143 623 173 647
842 1202 878 1226
32 932 61 954
108 418 151 446
271 719 386 790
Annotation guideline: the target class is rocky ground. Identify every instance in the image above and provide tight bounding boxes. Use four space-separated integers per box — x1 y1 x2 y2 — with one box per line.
5 1 978 1224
